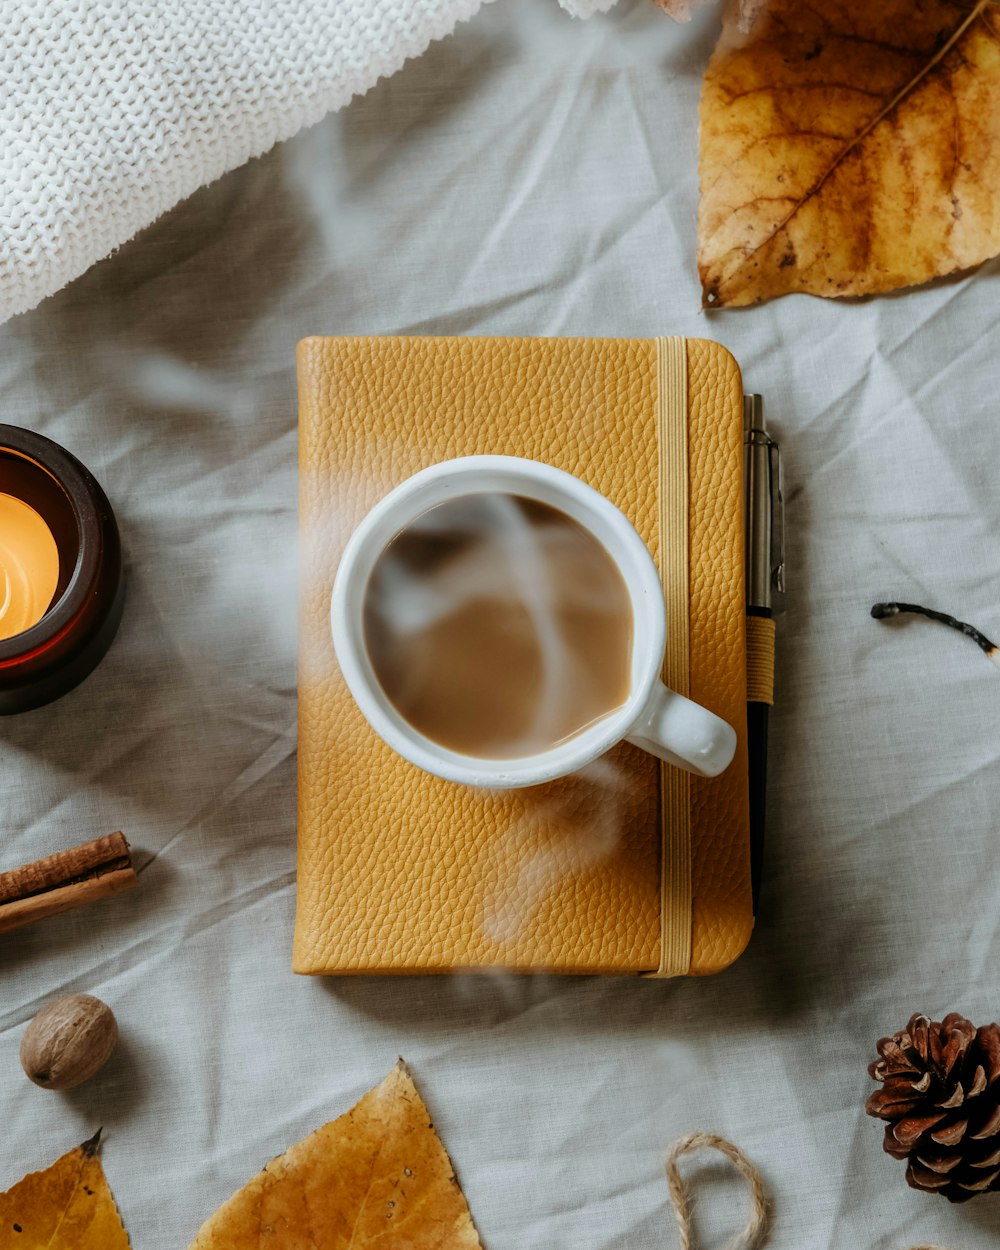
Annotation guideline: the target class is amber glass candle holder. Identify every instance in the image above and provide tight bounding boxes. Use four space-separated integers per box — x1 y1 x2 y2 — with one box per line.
0 425 124 714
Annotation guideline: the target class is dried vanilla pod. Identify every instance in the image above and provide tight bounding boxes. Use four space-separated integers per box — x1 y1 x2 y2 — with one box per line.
866 1011 1000 1201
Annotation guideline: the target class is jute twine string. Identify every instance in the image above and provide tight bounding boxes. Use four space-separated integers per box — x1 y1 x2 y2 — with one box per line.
664 1133 956 1250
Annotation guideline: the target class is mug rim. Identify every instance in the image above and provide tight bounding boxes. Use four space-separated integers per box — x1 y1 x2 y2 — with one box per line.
330 455 667 788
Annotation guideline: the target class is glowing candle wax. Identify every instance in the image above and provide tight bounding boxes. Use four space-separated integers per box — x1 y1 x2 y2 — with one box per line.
0 425 125 716
0 492 60 642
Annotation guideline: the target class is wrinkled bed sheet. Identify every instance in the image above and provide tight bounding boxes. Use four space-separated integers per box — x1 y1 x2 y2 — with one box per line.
3 2 1000 1247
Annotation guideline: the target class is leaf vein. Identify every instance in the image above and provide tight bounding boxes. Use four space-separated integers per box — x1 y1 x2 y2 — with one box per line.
43 1151 87 1249
345 1139 386 1250
715 0 992 299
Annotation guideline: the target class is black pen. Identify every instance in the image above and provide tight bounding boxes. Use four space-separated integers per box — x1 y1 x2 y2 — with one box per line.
743 394 783 914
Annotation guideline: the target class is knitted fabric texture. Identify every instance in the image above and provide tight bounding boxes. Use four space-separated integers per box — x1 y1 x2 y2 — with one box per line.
2 0 627 324
3 0 516 323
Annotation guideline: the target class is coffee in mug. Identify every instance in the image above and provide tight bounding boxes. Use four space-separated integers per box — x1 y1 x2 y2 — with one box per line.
363 493 632 759
333 456 736 787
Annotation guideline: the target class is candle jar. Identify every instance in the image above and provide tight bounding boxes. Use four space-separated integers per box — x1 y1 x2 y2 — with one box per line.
0 425 124 714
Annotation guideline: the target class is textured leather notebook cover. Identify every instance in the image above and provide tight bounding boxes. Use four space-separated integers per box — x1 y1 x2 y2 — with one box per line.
295 336 751 976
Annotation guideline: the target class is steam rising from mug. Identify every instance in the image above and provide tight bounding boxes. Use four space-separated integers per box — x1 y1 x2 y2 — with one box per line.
362 493 633 760
331 455 737 787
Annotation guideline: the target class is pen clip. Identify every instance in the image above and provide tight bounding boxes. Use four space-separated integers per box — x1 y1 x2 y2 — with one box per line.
743 394 785 599
769 438 785 595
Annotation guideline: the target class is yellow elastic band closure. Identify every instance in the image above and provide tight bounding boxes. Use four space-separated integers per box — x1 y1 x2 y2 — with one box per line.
649 336 692 979
746 615 775 705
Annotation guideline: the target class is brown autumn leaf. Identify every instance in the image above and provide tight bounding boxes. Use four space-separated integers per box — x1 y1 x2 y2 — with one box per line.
0 1131 131 1249
187 1061 485 1249
698 0 1000 307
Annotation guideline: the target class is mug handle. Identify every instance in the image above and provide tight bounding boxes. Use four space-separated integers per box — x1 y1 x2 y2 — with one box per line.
625 681 737 778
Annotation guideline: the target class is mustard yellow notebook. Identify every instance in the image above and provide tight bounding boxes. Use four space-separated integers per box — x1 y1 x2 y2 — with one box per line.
295 336 751 976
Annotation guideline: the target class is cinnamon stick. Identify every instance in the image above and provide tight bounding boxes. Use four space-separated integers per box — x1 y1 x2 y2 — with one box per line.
0 833 137 934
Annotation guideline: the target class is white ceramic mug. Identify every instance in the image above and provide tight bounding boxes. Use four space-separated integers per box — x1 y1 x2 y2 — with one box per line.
331 456 737 789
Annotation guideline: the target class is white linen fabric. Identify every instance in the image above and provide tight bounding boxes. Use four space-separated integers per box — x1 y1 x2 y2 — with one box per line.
3 2 1000 1249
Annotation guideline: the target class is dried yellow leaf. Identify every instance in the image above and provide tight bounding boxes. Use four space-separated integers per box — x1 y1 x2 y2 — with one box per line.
188 1061 485 1249
0 1132 131 1249
698 0 1000 307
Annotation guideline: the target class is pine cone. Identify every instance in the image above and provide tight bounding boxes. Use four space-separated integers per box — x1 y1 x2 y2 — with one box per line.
866 1012 1000 1202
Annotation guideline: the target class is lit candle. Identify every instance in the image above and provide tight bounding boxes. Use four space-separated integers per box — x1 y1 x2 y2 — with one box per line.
0 492 60 642
1 424 124 715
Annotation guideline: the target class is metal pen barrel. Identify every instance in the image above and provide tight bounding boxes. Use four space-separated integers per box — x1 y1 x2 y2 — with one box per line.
744 393 773 612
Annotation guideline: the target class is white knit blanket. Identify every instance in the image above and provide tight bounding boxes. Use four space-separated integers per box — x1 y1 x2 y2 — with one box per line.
1 0 615 325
